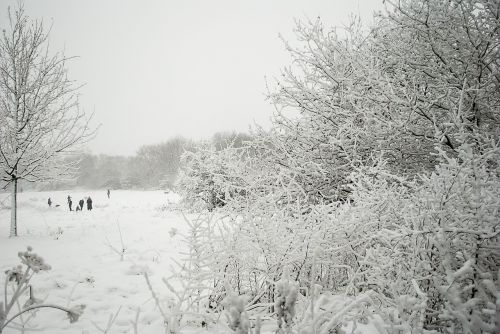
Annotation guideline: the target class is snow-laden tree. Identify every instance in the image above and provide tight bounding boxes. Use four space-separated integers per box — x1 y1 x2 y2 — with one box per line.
261 0 500 203
0 5 94 237
370 0 500 167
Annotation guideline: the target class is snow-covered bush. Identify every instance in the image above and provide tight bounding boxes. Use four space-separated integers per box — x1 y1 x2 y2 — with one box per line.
177 144 251 211
177 140 499 332
340 141 500 332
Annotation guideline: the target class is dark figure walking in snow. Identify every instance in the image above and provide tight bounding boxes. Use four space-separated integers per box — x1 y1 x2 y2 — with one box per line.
87 197 93 211
48 197 52 207
107 189 110 199
67 195 73 211
79 199 84 211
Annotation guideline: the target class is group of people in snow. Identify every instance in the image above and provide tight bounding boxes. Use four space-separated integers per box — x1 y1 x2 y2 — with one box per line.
47 190 110 211
67 195 92 211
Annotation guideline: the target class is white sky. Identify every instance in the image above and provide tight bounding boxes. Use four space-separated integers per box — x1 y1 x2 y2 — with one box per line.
0 0 383 156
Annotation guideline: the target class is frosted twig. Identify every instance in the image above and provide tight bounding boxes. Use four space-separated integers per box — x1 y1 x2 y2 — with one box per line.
131 307 141 334
103 220 126 261
143 272 169 324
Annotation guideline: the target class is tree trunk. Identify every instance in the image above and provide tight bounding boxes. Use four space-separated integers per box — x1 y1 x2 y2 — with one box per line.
10 177 17 237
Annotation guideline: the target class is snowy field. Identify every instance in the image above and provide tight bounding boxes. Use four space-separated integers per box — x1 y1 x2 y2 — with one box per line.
0 190 193 334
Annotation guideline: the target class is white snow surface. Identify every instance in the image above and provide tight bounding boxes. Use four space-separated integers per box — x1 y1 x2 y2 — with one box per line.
0 190 193 334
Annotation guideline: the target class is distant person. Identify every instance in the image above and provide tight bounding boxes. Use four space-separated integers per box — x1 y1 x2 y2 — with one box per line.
48 197 52 207
107 189 110 199
79 199 84 211
67 195 73 211
75 205 81 211
87 196 93 211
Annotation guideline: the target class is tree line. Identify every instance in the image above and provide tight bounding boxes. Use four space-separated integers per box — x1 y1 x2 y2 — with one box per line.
16 132 252 191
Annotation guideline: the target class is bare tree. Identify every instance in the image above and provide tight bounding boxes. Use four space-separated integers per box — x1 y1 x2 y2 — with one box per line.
0 4 95 237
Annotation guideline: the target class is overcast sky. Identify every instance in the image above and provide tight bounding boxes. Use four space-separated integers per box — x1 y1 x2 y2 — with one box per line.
0 0 383 156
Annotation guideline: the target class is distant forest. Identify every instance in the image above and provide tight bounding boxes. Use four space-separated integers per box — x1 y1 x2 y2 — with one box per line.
18 132 251 191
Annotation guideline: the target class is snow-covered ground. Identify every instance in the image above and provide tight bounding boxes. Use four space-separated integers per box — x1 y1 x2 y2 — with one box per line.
0 190 190 334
